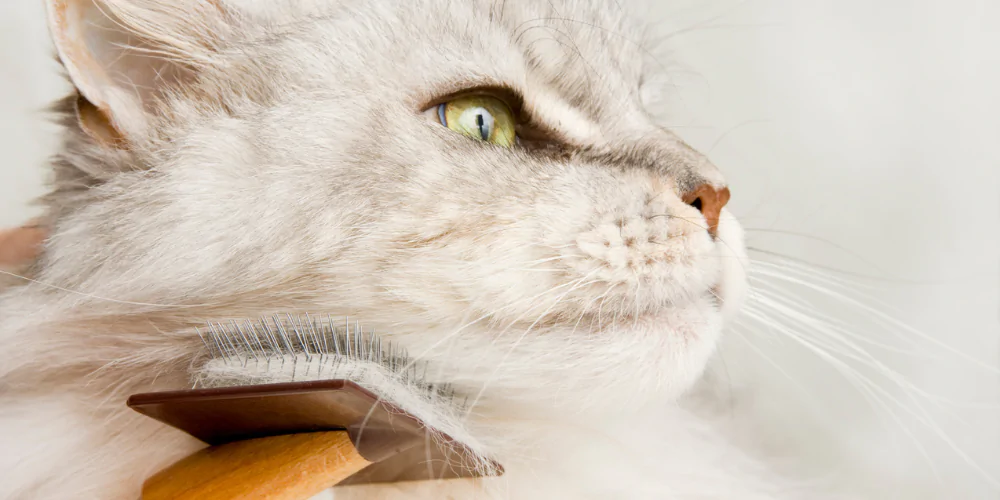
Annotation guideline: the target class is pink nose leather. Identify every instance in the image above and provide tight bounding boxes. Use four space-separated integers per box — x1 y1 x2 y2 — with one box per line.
682 185 731 237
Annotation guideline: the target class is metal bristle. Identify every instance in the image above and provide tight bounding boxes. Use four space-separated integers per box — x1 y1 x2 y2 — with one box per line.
198 314 454 401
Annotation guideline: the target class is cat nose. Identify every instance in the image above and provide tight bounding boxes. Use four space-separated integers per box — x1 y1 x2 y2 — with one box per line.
682 184 731 237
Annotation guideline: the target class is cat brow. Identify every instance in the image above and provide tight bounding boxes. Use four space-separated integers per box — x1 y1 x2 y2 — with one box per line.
521 84 602 145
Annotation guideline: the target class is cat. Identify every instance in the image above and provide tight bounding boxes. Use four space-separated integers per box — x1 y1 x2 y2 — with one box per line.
0 1 824 498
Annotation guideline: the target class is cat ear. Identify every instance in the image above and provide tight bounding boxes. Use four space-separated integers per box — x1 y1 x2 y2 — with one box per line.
45 0 227 145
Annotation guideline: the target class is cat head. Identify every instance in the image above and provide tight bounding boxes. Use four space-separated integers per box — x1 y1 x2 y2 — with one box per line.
34 0 747 412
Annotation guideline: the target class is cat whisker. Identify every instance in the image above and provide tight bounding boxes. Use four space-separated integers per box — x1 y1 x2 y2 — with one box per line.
739 260 1000 488
463 270 604 416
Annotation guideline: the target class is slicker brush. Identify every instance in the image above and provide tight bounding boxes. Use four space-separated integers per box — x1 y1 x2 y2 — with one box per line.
128 314 500 500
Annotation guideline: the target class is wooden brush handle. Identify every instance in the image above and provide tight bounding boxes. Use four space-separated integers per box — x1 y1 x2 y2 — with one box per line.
142 431 372 500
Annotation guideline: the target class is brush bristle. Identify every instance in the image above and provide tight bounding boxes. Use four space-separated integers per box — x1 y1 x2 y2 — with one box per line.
193 314 457 403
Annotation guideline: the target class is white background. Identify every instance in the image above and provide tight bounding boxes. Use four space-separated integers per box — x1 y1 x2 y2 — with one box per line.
1 1 997 498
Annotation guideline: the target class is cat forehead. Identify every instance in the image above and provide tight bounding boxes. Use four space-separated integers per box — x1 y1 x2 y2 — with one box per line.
228 0 646 82
219 0 648 140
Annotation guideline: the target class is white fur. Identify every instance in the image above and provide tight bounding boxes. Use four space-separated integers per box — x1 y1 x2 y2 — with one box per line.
0 1 833 498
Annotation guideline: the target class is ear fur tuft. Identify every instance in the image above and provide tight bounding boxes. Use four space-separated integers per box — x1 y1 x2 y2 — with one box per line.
44 0 230 141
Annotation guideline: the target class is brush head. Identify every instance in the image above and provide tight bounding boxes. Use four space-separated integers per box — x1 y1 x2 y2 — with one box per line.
128 314 499 485
192 315 457 399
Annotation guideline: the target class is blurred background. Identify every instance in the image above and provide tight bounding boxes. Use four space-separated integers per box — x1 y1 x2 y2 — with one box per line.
1 0 997 498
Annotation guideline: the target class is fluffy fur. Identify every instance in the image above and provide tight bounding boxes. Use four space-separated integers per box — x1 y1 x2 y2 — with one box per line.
0 1 824 498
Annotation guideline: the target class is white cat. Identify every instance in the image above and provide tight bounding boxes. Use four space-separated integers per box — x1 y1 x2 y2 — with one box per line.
1 1 828 498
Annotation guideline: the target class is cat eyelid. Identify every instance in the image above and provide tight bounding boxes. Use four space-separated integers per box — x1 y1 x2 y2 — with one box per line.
421 85 526 123
420 84 569 151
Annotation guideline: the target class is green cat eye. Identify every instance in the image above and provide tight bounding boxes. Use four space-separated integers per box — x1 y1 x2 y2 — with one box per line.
434 95 516 147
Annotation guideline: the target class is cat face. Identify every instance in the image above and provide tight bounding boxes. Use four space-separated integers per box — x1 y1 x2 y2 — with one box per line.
38 0 747 408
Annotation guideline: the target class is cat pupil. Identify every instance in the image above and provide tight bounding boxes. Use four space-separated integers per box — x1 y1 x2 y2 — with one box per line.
476 114 489 140
439 102 501 144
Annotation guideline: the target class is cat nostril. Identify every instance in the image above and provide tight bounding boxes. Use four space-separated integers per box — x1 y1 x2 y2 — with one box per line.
682 184 731 237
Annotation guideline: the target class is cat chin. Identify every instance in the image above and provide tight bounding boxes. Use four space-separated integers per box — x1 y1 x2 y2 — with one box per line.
410 214 747 417
534 215 748 412
556 213 748 410
439 300 725 419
